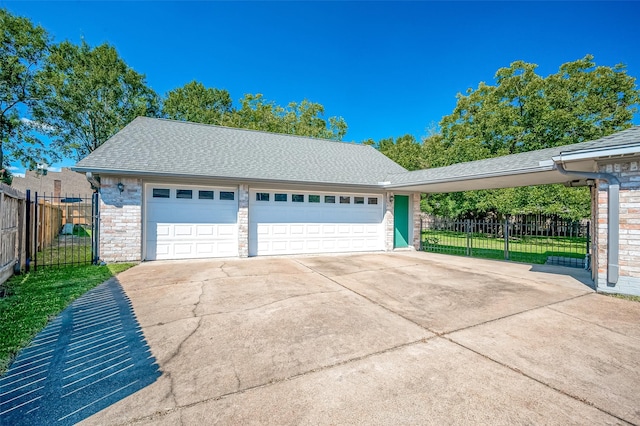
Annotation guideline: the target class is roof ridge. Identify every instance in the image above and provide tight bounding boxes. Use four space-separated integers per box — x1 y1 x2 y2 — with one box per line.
138 116 372 149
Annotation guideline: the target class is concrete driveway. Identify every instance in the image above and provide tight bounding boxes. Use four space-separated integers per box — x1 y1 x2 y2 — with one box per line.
81 252 640 425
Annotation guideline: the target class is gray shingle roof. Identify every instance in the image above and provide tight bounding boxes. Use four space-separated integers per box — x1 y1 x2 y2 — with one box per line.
74 117 407 187
386 126 640 186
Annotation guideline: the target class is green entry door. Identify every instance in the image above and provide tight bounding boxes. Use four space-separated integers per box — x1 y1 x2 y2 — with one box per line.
394 195 409 248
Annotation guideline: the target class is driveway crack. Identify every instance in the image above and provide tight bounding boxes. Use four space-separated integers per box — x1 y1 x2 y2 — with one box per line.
162 317 203 366
192 282 205 317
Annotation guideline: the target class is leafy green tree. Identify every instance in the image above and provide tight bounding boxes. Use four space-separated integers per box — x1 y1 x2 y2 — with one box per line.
0 9 50 177
163 80 232 125
439 55 638 158
365 134 427 171
34 41 160 160
224 94 348 140
424 55 639 219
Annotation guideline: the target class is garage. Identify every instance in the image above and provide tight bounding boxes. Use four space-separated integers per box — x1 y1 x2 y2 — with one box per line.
249 190 384 256
145 184 238 260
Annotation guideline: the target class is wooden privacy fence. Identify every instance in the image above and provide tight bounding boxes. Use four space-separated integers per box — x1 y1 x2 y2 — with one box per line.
0 184 26 285
33 198 64 253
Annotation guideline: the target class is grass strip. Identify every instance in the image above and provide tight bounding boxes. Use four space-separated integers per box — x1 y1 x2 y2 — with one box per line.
0 263 134 374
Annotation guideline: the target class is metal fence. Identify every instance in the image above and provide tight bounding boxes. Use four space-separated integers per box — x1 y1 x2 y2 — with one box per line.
25 191 99 270
420 215 590 268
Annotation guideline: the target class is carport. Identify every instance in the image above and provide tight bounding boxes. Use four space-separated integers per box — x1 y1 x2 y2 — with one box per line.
384 127 640 296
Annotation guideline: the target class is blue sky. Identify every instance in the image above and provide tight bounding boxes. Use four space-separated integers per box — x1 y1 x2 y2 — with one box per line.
3 1 640 173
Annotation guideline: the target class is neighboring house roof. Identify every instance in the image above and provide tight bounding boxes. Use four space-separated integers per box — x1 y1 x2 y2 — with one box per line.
11 168 93 197
385 126 640 192
74 117 407 187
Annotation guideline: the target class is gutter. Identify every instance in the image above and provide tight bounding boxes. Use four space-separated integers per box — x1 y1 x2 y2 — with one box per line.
554 161 620 286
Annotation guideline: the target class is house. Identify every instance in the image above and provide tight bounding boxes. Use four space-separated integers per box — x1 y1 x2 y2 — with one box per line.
73 118 640 296
73 117 422 262
11 168 93 199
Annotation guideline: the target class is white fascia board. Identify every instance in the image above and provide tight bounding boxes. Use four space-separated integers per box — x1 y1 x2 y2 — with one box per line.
553 144 640 163
384 164 555 189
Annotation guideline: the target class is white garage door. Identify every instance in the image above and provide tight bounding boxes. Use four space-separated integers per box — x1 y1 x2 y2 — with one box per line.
145 184 238 260
249 190 384 256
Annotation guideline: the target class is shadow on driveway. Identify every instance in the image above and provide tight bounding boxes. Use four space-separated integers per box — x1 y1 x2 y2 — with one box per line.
0 278 161 425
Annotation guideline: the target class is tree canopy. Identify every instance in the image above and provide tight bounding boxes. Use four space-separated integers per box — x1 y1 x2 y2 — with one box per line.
419 55 639 220
164 86 348 140
162 80 232 125
363 134 427 171
0 8 49 176
34 40 160 160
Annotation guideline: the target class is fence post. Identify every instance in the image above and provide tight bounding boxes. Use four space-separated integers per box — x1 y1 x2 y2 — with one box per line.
25 190 31 272
504 216 509 260
586 221 591 270
465 219 471 257
92 192 100 264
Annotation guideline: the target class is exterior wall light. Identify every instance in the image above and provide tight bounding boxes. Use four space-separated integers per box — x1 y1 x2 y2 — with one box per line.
117 182 125 193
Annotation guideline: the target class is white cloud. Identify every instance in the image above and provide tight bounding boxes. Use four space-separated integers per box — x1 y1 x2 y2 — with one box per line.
20 117 56 133
13 173 25 178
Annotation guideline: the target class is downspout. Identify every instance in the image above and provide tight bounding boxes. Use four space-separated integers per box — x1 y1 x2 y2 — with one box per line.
555 162 619 286
85 172 101 189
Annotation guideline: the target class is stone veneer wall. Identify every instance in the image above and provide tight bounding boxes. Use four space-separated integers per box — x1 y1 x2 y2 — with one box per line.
412 193 421 250
99 176 142 262
384 192 394 251
238 184 249 257
594 159 640 296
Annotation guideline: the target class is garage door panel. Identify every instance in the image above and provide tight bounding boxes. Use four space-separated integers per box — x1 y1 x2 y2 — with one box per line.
145 184 238 260
174 225 194 236
196 226 215 236
195 243 215 255
249 190 385 256
217 225 236 236
323 225 336 234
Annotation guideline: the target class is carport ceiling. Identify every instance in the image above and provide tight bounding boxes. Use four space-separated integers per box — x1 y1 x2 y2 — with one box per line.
387 168 577 193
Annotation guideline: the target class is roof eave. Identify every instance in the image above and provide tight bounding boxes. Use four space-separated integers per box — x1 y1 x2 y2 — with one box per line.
71 167 386 190
384 163 557 189
553 144 640 163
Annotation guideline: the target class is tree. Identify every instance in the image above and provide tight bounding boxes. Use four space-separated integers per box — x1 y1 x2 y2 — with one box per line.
364 134 427 171
423 55 639 219
0 9 50 177
439 55 638 159
163 80 232 125
34 41 160 160
224 94 348 140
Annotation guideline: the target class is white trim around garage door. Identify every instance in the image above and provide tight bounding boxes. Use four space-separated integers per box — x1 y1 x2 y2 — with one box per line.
144 183 239 260
249 189 385 256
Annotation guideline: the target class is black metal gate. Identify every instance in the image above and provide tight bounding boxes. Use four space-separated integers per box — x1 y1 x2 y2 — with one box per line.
25 190 99 270
421 215 591 269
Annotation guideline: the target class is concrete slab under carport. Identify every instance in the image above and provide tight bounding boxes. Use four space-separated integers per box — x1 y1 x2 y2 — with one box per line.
80 252 640 425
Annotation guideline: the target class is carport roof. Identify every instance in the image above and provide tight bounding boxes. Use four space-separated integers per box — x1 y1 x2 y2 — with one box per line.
73 117 407 187
385 126 640 193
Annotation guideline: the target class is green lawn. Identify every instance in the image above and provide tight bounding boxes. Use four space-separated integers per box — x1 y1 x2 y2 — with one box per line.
422 230 587 265
0 263 135 374
35 232 93 267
